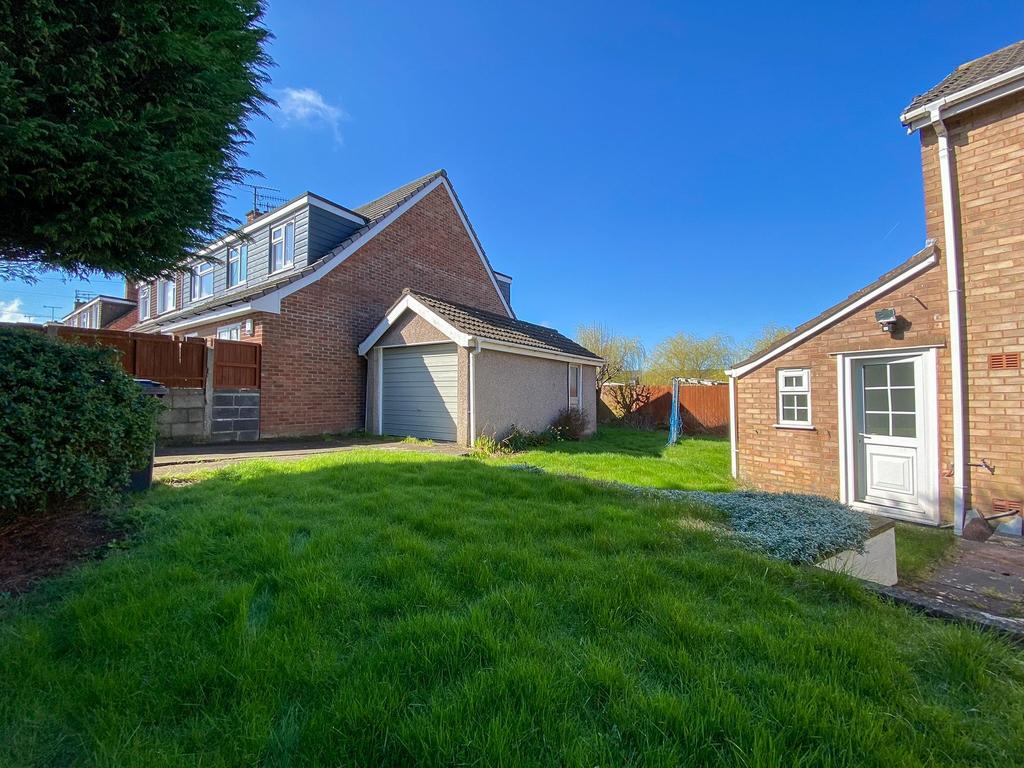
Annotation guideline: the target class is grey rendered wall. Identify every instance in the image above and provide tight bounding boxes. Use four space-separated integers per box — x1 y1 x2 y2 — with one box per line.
473 350 598 438
378 311 450 346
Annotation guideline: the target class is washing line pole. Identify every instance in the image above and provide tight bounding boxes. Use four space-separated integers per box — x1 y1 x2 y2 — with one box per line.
667 377 682 445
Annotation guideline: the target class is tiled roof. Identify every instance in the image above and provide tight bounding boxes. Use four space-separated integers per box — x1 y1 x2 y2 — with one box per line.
134 171 450 331
410 291 601 361
904 40 1024 114
730 244 938 373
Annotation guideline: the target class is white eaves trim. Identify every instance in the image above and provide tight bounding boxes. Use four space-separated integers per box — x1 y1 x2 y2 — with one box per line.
358 294 472 355
478 339 602 365
901 63 1024 131
155 302 255 333
725 249 939 379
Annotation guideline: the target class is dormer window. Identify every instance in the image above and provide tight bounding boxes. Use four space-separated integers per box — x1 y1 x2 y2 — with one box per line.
192 262 214 300
157 279 175 314
227 244 248 287
270 221 295 273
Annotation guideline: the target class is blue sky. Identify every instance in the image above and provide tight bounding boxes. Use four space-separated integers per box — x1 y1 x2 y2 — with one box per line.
3 1 1022 350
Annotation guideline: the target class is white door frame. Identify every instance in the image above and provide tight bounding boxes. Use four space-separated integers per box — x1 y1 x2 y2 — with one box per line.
836 346 940 525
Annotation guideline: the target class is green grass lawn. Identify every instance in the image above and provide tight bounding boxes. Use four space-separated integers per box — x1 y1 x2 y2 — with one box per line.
487 425 734 491
2 450 1022 766
895 522 958 581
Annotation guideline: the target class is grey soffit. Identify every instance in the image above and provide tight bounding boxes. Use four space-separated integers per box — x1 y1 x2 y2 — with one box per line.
135 171 448 330
409 291 602 361
904 39 1024 113
729 244 939 372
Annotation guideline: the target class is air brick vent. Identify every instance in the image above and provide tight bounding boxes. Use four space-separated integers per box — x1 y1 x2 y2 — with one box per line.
992 498 1022 516
988 352 1021 370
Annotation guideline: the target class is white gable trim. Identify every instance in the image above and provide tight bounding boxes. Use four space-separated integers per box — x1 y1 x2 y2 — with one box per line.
439 179 515 318
478 339 603 365
358 294 472 355
725 250 939 379
901 63 1024 131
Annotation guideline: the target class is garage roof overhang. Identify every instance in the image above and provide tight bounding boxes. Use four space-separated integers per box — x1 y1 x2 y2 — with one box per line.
358 293 604 366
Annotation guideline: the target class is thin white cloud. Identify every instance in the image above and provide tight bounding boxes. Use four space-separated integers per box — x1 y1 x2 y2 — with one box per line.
0 298 24 322
275 87 347 144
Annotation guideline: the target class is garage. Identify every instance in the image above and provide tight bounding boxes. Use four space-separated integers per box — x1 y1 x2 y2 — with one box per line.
380 343 459 441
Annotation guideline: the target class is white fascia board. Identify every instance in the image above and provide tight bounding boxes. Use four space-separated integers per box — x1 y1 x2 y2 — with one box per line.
194 194 316 258
900 64 1024 130
478 339 603 365
150 302 255 334
494 272 512 284
357 295 472 356
307 194 368 224
724 250 939 378
439 178 515 319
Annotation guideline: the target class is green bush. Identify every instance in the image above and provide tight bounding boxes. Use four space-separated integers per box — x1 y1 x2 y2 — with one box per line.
0 328 161 515
500 425 553 453
550 406 589 440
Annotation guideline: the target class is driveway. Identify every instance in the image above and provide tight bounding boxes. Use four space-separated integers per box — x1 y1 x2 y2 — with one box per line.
155 437 468 477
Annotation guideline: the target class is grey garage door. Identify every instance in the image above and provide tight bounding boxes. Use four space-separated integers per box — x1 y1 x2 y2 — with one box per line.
381 343 459 441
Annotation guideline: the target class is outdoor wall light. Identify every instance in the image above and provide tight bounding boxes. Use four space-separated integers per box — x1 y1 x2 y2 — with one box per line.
244 319 254 336
875 308 898 334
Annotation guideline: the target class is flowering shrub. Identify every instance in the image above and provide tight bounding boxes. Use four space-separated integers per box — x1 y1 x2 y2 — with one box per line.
676 491 871 563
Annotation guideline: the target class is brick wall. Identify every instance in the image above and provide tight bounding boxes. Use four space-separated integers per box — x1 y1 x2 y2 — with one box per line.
258 184 508 437
734 260 954 517
920 97 1024 515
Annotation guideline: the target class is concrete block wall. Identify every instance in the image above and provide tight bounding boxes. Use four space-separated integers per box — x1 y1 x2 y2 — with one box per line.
211 390 261 443
155 386 260 445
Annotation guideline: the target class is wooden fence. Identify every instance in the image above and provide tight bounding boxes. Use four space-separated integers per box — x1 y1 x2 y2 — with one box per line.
5 324 260 389
213 338 261 388
602 383 729 435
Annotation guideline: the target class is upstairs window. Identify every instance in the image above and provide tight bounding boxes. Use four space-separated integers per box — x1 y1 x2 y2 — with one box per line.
270 221 295 272
191 262 214 301
777 368 811 427
227 244 248 287
138 285 151 320
157 279 175 314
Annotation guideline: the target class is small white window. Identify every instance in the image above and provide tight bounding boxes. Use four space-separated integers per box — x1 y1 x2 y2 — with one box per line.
270 221 295 273
191 262 214 300
157 279 175 314
777 368 812 427
138 285 150 320
217 324 241 341
568 364 581 409
227 244 248 287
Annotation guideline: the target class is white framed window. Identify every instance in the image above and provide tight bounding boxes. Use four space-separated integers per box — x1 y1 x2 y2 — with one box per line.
227 244 248 287
216 323 241 341
777 368 812 427
157 279 175 314
138 285 150 320
191 261 214 301
568 364 582 409
270 220 295 273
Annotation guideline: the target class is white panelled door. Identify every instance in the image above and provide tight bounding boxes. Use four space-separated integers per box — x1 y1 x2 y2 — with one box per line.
852 354 936 522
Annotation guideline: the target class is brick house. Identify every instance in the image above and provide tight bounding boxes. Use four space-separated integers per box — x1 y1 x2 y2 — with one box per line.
61 294 136 329
123 169 600 443
726 41 1024 535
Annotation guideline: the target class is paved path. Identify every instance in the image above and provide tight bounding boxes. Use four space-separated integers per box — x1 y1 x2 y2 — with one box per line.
155 438 468 477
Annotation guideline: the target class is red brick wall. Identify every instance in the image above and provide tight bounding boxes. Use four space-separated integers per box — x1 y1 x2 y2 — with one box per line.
734 260 954 518
259 183 508 437
919 97 1024 515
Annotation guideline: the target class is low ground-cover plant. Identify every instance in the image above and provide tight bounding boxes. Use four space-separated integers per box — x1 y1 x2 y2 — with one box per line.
676 490 871 563
477 409 590 455
0 328 160 515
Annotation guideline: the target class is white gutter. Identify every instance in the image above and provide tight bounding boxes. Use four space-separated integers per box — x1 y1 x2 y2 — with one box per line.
900 64 1024 131
728 375 738 478
933 110 968 533
468 338 481 446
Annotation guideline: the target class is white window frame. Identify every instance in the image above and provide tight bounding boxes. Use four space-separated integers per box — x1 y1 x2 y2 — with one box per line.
227 244 248 287
157 278 175 314
191 261 214 301
216 323 241 341
270 220 296 274
568 364 582 409
138 285 151 320
776 368 812 428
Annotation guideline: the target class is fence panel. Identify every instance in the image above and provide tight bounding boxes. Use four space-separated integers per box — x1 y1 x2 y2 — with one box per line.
54 327 136 372
603 383 729 435
213 339 261 388
134 336 206 388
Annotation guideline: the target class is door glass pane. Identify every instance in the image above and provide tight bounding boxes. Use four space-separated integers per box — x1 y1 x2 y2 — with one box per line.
892 413 916 438
865 389 889 411
890 388 916 413
865 412 890 435
889 362 915 387
864 364 888 387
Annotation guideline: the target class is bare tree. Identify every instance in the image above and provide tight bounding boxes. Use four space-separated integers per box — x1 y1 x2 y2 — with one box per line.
577 324 646 390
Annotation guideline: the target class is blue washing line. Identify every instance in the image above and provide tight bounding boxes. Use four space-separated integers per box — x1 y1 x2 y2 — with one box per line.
667 377 681 445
